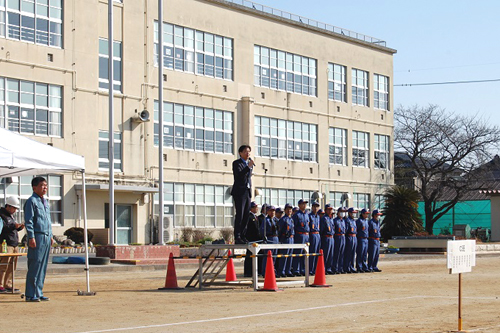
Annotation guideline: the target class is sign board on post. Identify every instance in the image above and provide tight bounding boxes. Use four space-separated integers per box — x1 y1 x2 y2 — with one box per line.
447 240 476 274
447 239 476 332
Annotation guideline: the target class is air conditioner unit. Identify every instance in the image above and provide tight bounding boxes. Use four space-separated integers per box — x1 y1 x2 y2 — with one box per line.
163 216 174 243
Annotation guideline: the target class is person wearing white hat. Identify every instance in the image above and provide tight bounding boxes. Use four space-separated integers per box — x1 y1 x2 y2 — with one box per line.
0 196 24 293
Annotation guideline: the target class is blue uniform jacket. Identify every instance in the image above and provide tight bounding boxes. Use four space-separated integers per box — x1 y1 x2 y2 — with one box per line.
260 216 279 237
345 217 357 235
333 217 346 235
368 218 381 238
320 216 335 237
356 218 369 238
293 211 310 234
278 215 294 241
309 213 321 233
24 193 52 239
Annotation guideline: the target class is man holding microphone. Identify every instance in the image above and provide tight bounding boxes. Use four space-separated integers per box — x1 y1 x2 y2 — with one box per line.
231 145 255 244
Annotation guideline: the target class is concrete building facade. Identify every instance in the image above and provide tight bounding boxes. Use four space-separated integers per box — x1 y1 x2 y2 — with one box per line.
0 0 396 244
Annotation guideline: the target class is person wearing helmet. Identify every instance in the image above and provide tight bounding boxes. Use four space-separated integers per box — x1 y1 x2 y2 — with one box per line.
0 196 24 293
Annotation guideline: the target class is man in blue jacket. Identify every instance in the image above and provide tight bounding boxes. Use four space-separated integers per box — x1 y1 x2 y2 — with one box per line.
24 176 53 302
368 209 383 273
308 201 321 275
319 204 335 274
344 207 358 274
260 206 279 277
356 208 370 273
332 207 347 274
292 199 309 276
277 204 294 278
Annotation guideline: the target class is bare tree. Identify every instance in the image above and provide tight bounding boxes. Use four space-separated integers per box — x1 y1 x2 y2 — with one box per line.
394 104 500 234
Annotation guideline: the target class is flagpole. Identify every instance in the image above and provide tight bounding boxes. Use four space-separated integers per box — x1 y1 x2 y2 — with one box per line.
158 0 165 245
108 0 115 245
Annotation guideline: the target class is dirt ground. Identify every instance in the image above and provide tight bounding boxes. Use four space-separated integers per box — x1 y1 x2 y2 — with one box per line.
2 255 500 333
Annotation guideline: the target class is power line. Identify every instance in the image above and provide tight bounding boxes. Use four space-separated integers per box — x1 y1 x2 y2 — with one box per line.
395 62 500 73
395 78 500 87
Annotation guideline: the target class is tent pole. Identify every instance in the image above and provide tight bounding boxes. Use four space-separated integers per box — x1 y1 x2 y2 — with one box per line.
78 171 95 296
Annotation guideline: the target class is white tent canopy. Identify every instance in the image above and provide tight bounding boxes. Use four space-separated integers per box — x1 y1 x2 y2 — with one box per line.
0 127 92 294
0 127 85 176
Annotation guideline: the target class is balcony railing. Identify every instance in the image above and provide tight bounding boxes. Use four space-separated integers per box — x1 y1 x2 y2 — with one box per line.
224 0 387 47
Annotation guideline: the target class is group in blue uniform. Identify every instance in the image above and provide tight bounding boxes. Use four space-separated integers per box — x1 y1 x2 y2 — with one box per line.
248 199 383 279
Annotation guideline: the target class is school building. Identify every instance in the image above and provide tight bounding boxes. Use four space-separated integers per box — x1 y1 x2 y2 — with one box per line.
0 0 396 244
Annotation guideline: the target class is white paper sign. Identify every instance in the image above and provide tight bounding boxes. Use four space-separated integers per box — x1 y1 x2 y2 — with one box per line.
447 240 476 274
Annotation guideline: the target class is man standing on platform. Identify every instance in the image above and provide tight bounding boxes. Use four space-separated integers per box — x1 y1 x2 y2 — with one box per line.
356 208 370 273
332 207 347 274
343 207 358 274
24 176 53 302
308 201 321 276
368 209 383 273
292 199 310 276
243 202 262 277
231 145 255 244
0 197 24 293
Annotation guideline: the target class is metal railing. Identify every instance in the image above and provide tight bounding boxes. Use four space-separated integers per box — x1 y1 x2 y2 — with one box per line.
224 0 387 47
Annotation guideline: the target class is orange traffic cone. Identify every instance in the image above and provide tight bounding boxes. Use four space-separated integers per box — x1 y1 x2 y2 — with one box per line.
311 249 331 288
258 250 282 292
159 252 183 290
225 250 237 282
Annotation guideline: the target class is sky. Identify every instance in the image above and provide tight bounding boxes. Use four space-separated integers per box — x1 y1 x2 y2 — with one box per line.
251 0 500 127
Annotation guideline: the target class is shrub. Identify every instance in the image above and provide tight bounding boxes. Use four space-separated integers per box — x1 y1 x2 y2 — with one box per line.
63 227 94 244
181 227 194 243
219 227 233 243
193 229 213 243
381 185 423 241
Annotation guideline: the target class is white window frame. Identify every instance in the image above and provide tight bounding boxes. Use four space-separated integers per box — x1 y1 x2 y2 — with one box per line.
154 101 233 155
352 68 369 107
353 193 370 211
328 127 347 166
254 45 317 97
374 134 390 170
328 63 346 102
0 76 62 137
1 0 63 48
352 130 369 168
98 130 122 172
98 38 122 93
374 73 389 111
154 21 233 81
255 115 317 163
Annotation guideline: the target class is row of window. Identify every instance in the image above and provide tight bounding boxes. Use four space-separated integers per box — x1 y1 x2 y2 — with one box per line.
152 20 390 109
253 45 317 97
153 101 234 154
0 175 62 225
329 128 390 169
330 192 385 211
153 21 234 81
0 76 62 137
154 182 233 228
254 116 318 162
253 188 385 211
328 65 388 109
0 0 63 47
